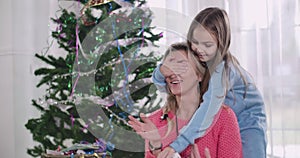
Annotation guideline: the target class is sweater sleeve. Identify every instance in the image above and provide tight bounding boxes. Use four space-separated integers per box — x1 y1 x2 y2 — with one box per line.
217 108 243 158
144 140 157 158
169 62 225 153
144 110 166 158
145 142 175 158
151 64 167 93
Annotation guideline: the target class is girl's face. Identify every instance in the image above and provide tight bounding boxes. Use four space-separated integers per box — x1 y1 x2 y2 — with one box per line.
165 50 201 96
190 25 218 62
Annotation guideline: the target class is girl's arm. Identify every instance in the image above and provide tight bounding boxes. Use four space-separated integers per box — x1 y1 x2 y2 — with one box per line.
226 64 267 158
151 64 167 92
169 62 225 153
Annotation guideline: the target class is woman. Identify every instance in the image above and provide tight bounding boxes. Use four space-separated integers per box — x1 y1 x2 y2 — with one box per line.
128 43 242 158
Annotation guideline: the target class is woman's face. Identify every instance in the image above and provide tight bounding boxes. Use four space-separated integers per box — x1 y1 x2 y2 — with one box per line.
165 50 201 96
190 25 218 62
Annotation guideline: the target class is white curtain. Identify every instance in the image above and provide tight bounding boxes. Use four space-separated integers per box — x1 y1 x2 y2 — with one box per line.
148 0 300 157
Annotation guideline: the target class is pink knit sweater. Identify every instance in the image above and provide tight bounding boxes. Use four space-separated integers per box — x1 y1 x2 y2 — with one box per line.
145 105 243 158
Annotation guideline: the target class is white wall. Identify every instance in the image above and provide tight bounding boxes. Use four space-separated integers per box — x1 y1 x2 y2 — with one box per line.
0 0 50 157
0 0 14 157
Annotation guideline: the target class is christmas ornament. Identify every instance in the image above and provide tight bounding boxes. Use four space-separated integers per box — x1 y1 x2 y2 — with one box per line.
87 0 114 7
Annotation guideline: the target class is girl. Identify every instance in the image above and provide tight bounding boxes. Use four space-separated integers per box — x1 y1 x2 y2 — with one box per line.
128 43 242 158
152 7 267 158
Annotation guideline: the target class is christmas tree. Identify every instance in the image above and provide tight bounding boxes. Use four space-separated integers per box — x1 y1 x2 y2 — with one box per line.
25 0 163 157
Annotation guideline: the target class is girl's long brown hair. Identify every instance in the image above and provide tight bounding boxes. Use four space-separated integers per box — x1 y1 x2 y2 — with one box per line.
187 7 249 103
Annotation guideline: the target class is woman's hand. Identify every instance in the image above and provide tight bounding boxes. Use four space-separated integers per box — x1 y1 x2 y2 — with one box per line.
202 148 211 158
157 146 211 158
157 147 176 158
128 113 161 142
190 145 211 158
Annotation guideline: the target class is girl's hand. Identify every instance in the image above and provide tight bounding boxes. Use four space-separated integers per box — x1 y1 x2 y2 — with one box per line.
160 58 188 77
128 113 161 141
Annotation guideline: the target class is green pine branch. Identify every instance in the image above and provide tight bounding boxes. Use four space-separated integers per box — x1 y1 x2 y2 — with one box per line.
26 1 163 157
